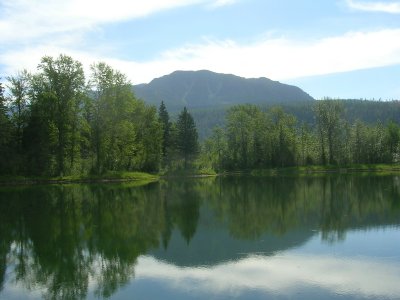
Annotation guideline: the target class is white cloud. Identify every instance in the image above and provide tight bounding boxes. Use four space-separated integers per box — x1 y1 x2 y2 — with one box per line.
134 254 400 298
1 0 400 85
346 0 400 13
3 28 400 84
208 0 238 8
118 28 400 83
0 0 238 79
0 0 239 44
0 0 209 44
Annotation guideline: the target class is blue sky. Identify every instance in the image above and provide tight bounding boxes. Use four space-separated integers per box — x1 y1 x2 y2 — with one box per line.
1 0 400 99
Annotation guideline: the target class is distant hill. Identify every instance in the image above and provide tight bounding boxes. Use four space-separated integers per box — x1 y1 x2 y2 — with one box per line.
133 70 314 110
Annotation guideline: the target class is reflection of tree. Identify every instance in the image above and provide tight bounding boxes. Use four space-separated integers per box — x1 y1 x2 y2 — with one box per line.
88 184 164 298
205 175 400 241
220 177 299 239
0 198 12 292
0 176 400 298
0 183 165 299
320 176 350 242
317 176 400 243
161 180 201 244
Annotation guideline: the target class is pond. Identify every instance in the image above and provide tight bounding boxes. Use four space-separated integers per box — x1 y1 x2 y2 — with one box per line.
0 175 399 299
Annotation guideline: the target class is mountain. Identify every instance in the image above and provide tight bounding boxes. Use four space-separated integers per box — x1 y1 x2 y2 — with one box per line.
133 70 314 110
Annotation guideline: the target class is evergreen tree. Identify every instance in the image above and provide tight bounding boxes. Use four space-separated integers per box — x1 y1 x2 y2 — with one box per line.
158 101 171 163
176 107 199 169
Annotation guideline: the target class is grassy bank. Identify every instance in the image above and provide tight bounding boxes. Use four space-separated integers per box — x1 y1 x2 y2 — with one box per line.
161 167 217 178
0 171 159 186
250 164 400 176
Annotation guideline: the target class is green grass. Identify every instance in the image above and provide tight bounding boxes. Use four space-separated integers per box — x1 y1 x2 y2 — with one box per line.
0 171 159 185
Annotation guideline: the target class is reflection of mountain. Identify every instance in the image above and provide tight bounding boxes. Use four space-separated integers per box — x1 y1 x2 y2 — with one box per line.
150 208 315 267
0 175 400 299
152 175 400 266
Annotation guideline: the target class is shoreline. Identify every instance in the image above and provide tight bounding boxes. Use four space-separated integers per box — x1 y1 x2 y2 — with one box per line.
1 164 400 186
0 172 159 186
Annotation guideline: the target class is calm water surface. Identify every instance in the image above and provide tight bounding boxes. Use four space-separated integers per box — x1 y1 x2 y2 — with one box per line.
0 175 399 299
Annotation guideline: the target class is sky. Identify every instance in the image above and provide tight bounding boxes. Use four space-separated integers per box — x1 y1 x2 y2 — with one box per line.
1 0 400 99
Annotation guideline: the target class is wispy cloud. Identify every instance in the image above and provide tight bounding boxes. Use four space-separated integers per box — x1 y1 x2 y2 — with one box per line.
0 0 239 44
0 0 238 43
346 0 400 13
0 0 206 44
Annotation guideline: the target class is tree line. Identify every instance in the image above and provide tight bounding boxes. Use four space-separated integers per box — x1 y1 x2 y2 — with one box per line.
1 54 399 176
200 102 400 171
0 55 198 176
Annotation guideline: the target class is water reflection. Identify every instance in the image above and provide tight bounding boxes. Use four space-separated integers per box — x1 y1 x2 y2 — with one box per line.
133 251 400 300
0 175 399 299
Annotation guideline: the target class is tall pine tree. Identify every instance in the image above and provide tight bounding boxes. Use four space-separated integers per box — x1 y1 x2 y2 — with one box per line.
158 101 171 163
176 107 199 169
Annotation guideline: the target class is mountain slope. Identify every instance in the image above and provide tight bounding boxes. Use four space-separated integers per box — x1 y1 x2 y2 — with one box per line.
133 70 314 110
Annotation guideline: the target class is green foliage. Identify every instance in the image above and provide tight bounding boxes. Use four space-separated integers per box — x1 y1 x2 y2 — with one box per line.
0 82 13 174
6 70 30 152
89 62 163 174
313 99 344 164
201 101 400 172
219 104 299 170
2 55 400 177
46 55 84 174
189 99 400 142
200 126 227 172
0 56 165 177
158 101 171 162
176 107 199 169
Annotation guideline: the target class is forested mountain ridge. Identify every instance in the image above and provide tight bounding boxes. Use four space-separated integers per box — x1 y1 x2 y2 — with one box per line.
189 99 400 140
133 70 314 110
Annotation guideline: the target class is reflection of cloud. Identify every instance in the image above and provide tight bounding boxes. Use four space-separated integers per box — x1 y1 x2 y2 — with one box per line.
136 254 400 298
346 0 400 13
